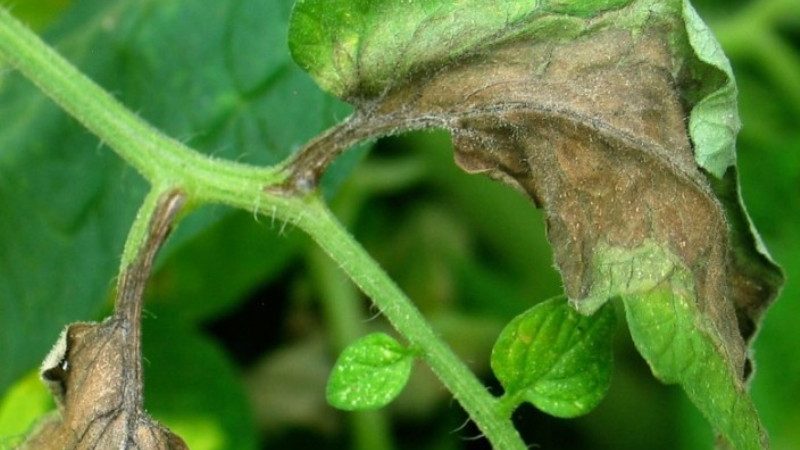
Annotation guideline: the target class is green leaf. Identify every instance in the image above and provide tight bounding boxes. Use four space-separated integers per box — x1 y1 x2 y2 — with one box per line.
1 0 71 30
622 265 767 450
682 0 739 178
288 0 635 99
580 240 766 449
326 333 414 411
0 0 346 396
491 297 616 418
148 211 303 323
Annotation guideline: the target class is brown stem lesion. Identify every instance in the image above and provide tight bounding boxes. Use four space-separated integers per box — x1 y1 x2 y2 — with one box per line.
114 189 185 408
275 105 448 196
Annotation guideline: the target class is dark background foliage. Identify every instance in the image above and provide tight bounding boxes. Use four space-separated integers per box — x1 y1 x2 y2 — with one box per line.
0 1 797 449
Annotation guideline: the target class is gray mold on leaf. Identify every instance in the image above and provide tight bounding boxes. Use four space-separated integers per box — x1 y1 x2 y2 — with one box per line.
20 192 187 449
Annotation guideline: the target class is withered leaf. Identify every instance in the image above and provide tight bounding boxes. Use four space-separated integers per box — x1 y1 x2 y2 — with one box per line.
20 320 187 450
289 0 783 374
364 25 779 377
288 1 784 447
21 191 186 449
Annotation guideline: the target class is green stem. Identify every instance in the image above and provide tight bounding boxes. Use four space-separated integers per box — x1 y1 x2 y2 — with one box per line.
497 392 523 420
119 188 168 269
298 197 525 450
0 6 309 261
0 8 525 449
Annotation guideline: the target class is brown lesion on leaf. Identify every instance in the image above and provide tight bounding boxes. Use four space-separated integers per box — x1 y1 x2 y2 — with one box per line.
395 28 759 378
22 191 187 449
427 27 779 380
286 24 782 381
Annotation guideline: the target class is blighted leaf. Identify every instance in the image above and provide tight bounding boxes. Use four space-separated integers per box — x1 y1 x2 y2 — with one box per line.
20 191 187 449
297 0 761 372
326 333 414 411
680 4 782 345
491 297 615 418
620 247 767 450
289 0 783 446
20 320 187 450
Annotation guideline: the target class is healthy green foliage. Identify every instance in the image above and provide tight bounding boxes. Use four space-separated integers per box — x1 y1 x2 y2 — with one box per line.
326 333 414 411
682 0 740 177
142 315 259 450
491 297 616 418
148 211 303 322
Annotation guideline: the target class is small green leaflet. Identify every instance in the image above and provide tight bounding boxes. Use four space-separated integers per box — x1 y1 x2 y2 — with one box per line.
491 297 616 418
326 333 414 411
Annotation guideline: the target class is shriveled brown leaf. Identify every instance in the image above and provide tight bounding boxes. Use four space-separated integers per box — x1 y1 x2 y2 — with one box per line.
21 320 187 450
357 27 779 379
21 191 187 449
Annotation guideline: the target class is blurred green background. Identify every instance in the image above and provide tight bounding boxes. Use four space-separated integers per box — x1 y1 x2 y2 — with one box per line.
0 0 797 449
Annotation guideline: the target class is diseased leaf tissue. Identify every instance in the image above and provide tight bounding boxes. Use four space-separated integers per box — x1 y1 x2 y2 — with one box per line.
6 0 785 449
289 0 783 447
21 193 187 449
21 320 186 450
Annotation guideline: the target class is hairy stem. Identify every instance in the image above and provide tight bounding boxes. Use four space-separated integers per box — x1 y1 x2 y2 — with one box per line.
298 197 525 450
279 109 443 194
0 8 525 449
115 189 185 410
0 7 284 203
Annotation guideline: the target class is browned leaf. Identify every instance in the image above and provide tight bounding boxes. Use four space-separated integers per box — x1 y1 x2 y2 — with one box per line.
284 2 783 446
356 27 780 379
21 191 187 449
20 320 187 450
